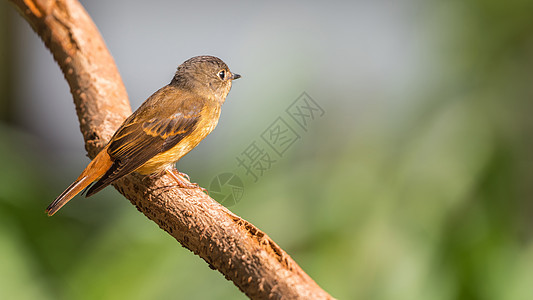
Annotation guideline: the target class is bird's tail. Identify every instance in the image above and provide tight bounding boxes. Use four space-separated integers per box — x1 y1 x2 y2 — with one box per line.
46 147 113 216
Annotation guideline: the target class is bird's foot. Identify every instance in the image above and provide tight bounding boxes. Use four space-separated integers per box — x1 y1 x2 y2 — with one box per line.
165 169 208 194
177 171 190 181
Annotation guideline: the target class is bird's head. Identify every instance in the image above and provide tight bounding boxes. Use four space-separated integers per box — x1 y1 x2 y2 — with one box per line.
171 55 240 103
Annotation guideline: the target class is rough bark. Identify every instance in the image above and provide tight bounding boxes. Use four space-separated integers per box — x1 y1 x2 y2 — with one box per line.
8 0 333 299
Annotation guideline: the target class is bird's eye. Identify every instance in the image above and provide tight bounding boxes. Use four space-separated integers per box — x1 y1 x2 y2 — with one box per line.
218 70 226 80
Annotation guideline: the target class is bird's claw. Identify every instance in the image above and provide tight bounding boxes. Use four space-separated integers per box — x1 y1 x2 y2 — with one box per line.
166 169 207 194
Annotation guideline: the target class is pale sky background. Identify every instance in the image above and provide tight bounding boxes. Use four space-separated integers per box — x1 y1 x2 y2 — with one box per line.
10 0 435 175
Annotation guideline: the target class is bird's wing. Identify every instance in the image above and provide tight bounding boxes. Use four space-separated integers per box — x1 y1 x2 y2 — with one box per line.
85 93 204 196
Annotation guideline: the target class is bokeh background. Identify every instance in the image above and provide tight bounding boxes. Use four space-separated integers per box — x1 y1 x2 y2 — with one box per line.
1 0 533 299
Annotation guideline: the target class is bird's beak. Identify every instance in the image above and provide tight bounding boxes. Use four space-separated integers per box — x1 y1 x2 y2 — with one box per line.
231 73 241 80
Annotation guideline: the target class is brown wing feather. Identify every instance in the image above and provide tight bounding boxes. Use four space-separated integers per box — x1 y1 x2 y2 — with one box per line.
85 89 205 197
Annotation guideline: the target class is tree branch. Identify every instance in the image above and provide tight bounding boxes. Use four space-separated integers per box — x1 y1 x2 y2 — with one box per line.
8 0 333 299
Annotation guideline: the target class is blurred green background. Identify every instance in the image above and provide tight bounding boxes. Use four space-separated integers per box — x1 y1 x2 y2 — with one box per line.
1 0 533 299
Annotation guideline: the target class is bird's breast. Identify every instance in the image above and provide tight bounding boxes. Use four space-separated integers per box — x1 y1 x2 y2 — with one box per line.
136 104 221 175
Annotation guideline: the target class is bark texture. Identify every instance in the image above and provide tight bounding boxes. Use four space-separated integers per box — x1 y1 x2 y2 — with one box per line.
8 0 333 299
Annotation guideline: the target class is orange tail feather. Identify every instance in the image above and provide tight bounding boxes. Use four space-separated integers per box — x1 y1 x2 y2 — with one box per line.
46 146 113 216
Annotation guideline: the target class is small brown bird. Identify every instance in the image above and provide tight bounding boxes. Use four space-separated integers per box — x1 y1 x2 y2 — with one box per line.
46 55 240 216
